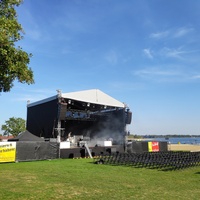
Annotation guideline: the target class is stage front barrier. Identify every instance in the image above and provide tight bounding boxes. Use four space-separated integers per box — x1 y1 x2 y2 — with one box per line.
1 140 168 162
15 142 59 162
127 141 168 153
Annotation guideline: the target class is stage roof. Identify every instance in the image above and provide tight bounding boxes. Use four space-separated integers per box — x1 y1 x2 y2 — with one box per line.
28 89 125 108
62 89 125 108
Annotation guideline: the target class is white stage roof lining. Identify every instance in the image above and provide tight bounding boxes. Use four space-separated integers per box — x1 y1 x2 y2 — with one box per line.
27 89 125 108
62 89 125 108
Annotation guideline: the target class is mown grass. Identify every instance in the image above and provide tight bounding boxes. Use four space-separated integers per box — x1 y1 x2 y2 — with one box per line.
1 158 200 200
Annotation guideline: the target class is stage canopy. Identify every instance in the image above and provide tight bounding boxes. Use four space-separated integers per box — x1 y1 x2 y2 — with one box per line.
26 89 131 142
28 89 125 108
61 89 125 108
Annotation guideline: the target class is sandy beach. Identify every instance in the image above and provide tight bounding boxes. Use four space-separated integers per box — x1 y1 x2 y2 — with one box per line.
168 144 200 152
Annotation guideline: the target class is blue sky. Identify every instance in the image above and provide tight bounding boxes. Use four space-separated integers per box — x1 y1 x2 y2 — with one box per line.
1 0 200 135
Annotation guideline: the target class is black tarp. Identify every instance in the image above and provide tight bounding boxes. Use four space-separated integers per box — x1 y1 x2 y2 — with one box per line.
127 141 168 153
15 142 59 162
8 130 44 142
7 130 59 162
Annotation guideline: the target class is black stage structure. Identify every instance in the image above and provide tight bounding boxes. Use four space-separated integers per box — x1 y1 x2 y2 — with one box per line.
26 89 132 158
27 89 132 143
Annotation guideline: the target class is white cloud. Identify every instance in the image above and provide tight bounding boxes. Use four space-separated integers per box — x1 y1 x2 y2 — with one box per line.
108 81 145 91
143 48 153 59
191 75 200 79
12 87 57 103
161 47 186 59
174 27 194 38
133 65 200 83
105 50 119 65
18 9 43 41
149 27 194 40
134 68 178 77
150 31 169 39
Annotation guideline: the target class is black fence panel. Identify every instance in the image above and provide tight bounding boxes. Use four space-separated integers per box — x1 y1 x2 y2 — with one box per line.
16 142 59 162
159 142 168 151
127 141 168 153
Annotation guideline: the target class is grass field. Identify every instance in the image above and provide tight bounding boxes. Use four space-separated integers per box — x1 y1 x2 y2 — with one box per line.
1 158 200 200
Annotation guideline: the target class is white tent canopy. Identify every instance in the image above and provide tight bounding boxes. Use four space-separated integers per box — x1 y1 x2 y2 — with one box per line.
62 89 125 108
28 89 125 108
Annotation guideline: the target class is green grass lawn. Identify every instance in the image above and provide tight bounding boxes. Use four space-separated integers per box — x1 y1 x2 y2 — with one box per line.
0 158 200 200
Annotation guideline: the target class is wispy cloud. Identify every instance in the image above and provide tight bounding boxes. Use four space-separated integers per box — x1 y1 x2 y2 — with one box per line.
143 48 153 59
108 81 146 91
134 68 179 77
19 9 43 41
105 50 119 65
12 87 57 103
161 47 186 59
133 65 200 83
174 27 194 38
147 26 197 61
190 75 200 80
150 31 169 39
150 27 194 39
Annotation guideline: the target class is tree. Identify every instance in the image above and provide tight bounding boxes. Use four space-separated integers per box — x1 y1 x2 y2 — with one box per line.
1 117 26 136
0 0 34 92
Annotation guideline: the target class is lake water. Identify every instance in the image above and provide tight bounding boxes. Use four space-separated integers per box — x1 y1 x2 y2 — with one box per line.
146 137 200 145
